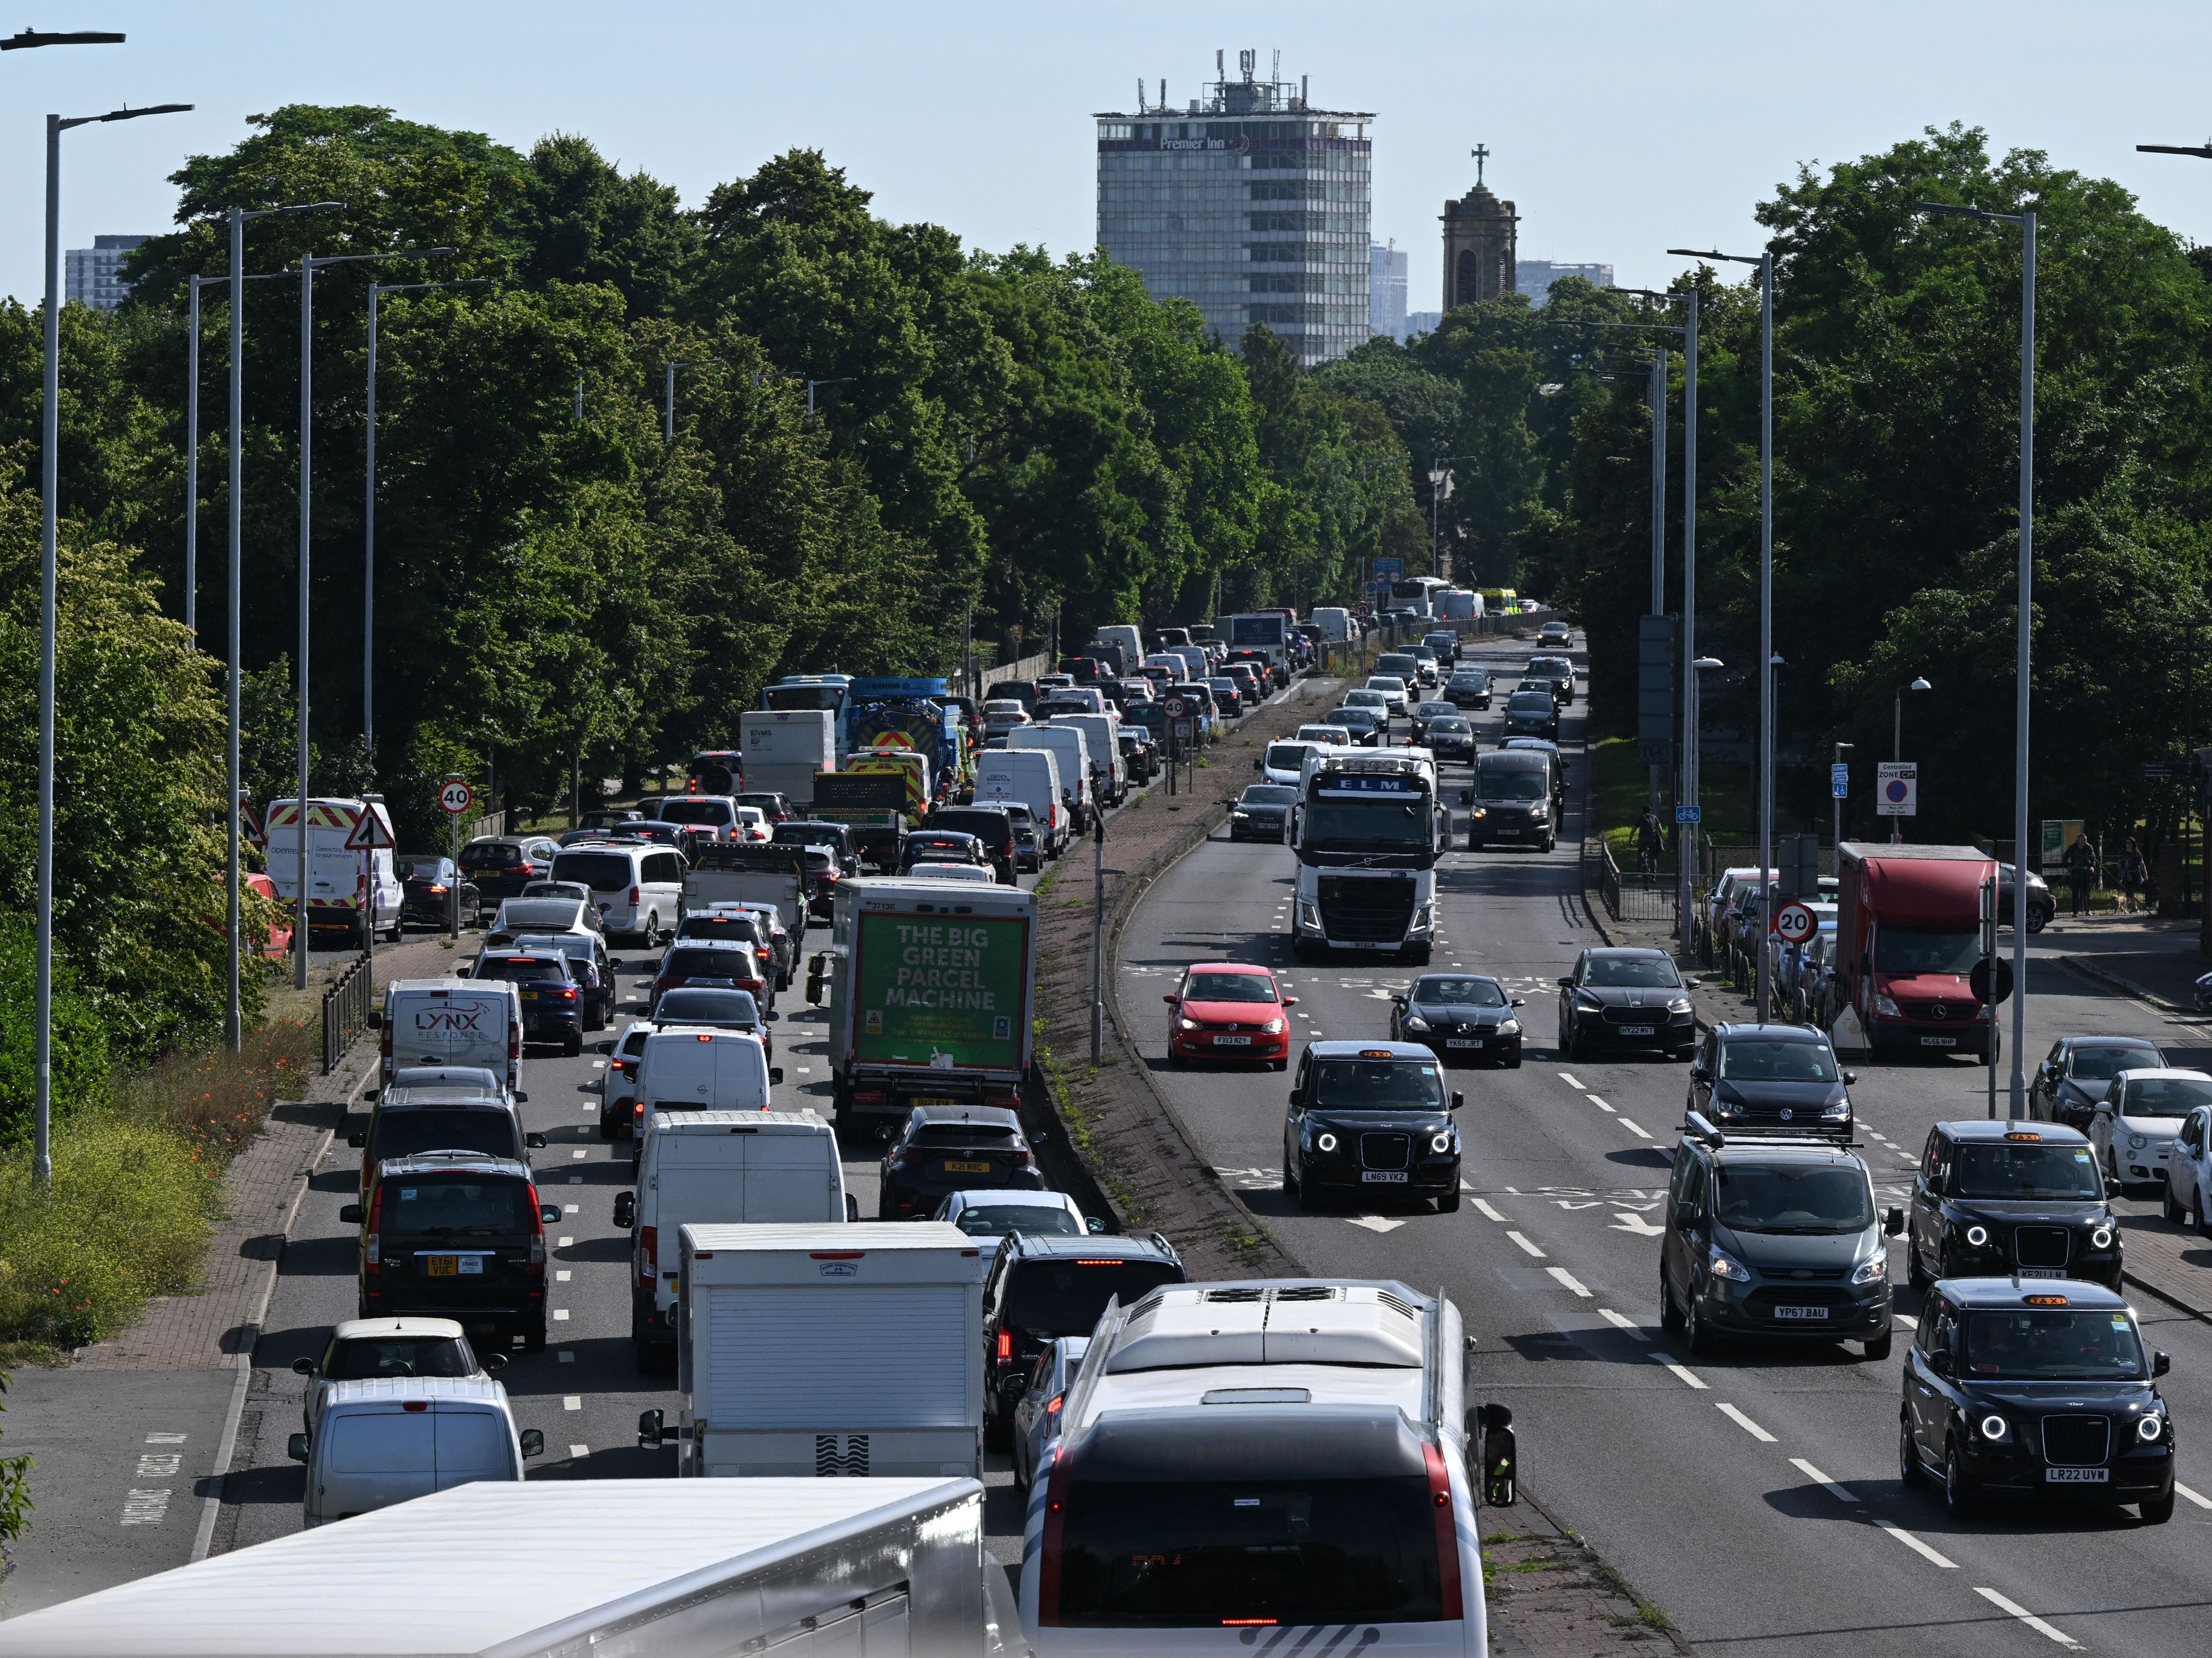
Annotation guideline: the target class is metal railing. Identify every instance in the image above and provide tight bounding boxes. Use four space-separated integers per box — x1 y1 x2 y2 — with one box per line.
322 952 374 1075
1598 838 1679 924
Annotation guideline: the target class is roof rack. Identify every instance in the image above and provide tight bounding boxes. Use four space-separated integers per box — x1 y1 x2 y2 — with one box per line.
1682 1110 1857 1150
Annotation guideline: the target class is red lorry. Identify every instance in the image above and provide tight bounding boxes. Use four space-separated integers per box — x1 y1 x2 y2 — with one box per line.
1835 842 1997 1062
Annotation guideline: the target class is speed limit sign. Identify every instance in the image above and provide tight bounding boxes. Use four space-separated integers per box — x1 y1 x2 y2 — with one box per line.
1165 696 1187 719
1771 901 1817 943
439 779 474 816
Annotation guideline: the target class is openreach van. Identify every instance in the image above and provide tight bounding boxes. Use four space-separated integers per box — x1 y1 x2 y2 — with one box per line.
1291 750 1445 963
1019 1278 1517 1657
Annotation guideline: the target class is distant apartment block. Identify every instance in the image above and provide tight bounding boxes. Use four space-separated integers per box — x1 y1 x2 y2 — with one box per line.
1516 260 1613 307
1369 241 1407 339
1404 310 1443 338
66 234 150 312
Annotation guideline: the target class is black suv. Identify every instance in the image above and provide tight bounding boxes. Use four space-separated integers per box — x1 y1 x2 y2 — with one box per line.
927 806 1018 883
1686 1022 1854 1130
1558 948 1697 1062
457 835 562 904
1523 655 1575 705
1503 688 1560 740
878 1105 1047 1219
1282 1041 1463 1213
341 1153 562 1350
1905 1121 2123 1291
1661 1115 1901 1359
1902 1277 2173 1521
350 1091 543 1195
980 1231 1186 1445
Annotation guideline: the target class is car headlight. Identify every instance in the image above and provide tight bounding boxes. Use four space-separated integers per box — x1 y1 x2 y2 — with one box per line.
1314 1131 1339 1153
1259 1018 1284 1035
1497 1019 1520 1036
1668 998 1692 1013
1430 1132 1455 1154
1404 1015 1431 1033
1576 992 1603 1010
1231 811 1249 821
2091 1225 2115 1251
1470 807 1488 818
1177 1017 1200 1031
1851 1254 1886 1284
1297 901 1319 929
1821 1101 1849 1120
1979 1413 2011 1442
1708 1248 1749 1282
2138 1411 2166 1443
1964 1224 1990 1248
2129 1132 2148 1151
1875 994 1901 1017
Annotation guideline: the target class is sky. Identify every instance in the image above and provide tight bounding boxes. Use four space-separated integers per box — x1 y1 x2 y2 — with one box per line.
10 0 2212 312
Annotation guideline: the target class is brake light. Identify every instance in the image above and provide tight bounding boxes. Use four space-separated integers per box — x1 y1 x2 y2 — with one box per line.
985 1093 1021 1108
425 883 447 894
1422 1439 1464 1618
1038 1447 1071 1626
1046 1392 1064 1418
527 1185 547 1268
380 1021 392 1058
630 885 640 905
364 1186 383 1271
403 1401 429 1413
997 1329 1013 1363
855 1090 886 1105
640 1225 657 1287
896 1147 923 1168
1010 1148 1031 1168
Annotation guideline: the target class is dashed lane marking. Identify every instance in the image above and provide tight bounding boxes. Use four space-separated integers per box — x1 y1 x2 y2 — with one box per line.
563 1396 582 1411
555 1270 571 1282
1789 1458 1859 1505
1973 1587 2080 1649
570 1148 589 1160
1597 1308 1650 1342
1557 1072 1585 1090
1586 1094 1616 1113
1547 1267 1591 1298
1873 1520 1956 1569
558 1235 573 1247
2176 1481 2212 1509
1619 1118 1652 1140
563 1205 579 1214
1506 1230 1546 1258
1473 1198 1508 1222
120 1489 171 1527
1649 1352 1708 1389
1716 1403 1776 1443
552 1309 570 1321
569 1443 589 1459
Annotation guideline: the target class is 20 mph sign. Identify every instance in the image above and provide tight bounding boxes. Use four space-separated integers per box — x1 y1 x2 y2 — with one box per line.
1771 901 1818 944
439 780 474 816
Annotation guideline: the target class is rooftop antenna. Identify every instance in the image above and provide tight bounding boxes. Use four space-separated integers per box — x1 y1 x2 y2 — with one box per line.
1136 76 1145 112
1301 73 1309 108
1240 48 1255 81
1216 48 1224 80
1273 48 1281 84
1159 78 1166 109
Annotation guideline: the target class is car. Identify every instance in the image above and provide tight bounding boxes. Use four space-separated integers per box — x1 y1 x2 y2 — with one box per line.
1374 651 1423 688
730 805 772 844
648 936 769 1015
1538 620 1573 646
676 904 785 987
1497 736 1568 797
291 1316 505 1437
288 1375 542 1525
931 1188 1099 1238
1118 727 1160 784
396 857 478 930
575 808 646 835
1686 1021 1853 1131
1997 862 2055 933
456 835 562 906
1901 1277 2173 1522
1524 654 1575 703
877 1104 1046 1220
1227 784 1295 843
1408 699 1458 745
1256 739 1320 786
1004 803 1043 872
1422 715 1476 762
599 1020 653 1139
520 879 595 904
504 931 615 1032
896 829 989 877
1558 947 1698 1062
2030 1036 2168 1129
2165 1103 2212 1231
1362 675 1410 715
1464 749 1558 851
1282 1041 1462 1212
926 806 1018 883
1390 973 1526 1067
1204 676 1246 717
772 818 860 879
1444 667 1493 709
1503 688 1560 740
469 949 584 1054
648 985 777 1064
1318 705 1384 746
1661 1115 1901 1359
653 793 748 844
1697 866 1777 965
349 1084 541 1196
734 791 795 824
1164 962 1295 1068
1294 723 1347 745
1222 662 1266 705
1905 1120 2123 1292
1405 645 1443 687
1423 629 1461 666
1009 1335 1088 1493
484 894 604 948
340 1153 564 1350
547 841 688 945
907 861 998 884
980 1230 1185 1446
2088 1068 2212 1192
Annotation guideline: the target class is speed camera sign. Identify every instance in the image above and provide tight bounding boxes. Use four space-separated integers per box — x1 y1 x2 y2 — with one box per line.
1771 901 1818 944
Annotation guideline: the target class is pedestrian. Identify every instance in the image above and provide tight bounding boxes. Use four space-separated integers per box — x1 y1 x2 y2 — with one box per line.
2120 837 2148 914
1635 807 1664 875
2064 832 2097 919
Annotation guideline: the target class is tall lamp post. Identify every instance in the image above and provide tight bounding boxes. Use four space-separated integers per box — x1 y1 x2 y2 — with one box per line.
184 269 293 647
1912 199 2033 1114
35 93 192 1186
663 359 711 442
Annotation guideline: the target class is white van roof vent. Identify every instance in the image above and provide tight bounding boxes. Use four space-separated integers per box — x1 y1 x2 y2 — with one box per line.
1202 1287 1266 1304
1106 1283 1422 1373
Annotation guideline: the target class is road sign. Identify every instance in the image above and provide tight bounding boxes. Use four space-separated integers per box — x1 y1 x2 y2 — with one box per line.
1970 956 2015 1007
1876 761 1917 817
238 797 264 849
1164 696 1187 720
1831 780 1848 798
439 779 475 816
1675 804 1701 825
343 807 396 851
1372 557 1404 579
2143 762 2180 780
1830 763 1850 784
1771 901 1818 944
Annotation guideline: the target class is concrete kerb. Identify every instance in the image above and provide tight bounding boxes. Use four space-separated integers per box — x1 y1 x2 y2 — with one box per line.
2059 953 2192 1017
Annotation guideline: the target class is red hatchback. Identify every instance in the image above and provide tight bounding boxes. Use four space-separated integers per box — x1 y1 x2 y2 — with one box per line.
1164 963 1297 1069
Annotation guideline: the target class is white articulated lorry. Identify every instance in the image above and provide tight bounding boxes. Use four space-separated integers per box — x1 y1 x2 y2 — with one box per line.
1290 749 1445 964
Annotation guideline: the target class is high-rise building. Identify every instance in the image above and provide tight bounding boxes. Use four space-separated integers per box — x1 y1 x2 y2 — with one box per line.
65 234 150 312
1096 50 1374 367
1405 310 1443 338
1517 260 1613 306
1369 241 1407 340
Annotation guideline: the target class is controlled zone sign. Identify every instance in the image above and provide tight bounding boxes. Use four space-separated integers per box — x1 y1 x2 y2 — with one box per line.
1876 761 1917 818
1771 901 1818 944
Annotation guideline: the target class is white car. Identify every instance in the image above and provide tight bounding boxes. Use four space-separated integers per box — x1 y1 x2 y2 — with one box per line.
1342 687 1392 720
290 1317 505 1438
2164 1103 2212 1230
931 1188 1097 1238
732 805 771 844
2093 1068 2212 1192
1010 1335 1089 1493
1294 723 1347 745
904 861 998 885
1364 674 1410 714
983 699 1031 739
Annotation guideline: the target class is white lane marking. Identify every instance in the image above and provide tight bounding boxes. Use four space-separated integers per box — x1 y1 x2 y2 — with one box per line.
1347 1216 1406 1234
558 1351 575 1363
552 1309 570 1321
1506 1230 1547 1258
1973 1586 2081 1649
570 1148 589 1160
1597 1308 1651 1342
1557 1072 1584 1089
1610 1211 1665 1236
1619 1118 1652 1140
1649 1352 1708 1389
563 1395 583 1411
136 1453 182 1478
1547 1267 1591 1298
1790 1458 1858 1503
1473 1198 1508 1222
555 1269 572 1282
1586 1094 1616 1114
569 1443 589 1459
1873 1519 1956 1569
2177 1481 2212 1509
145 1433 186 1444
1895 1314 1919 1330
559 1235 573 1247
120 1489 171 1526
563 1205 579 1214
1716 1403 1776 1443
590 1059 606 1069
797 1067 812 1074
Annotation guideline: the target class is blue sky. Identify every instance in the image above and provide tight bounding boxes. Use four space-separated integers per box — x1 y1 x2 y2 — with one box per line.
9 0 2212 311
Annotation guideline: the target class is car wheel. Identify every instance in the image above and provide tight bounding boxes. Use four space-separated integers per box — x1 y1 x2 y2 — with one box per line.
1271 1056 1288 1071
2028 904 2050 935
563 1031 583 1057
1683 1291 1714 1355
2141 1491 2176 1525
1863 1329 1893 1362
1659 1267 1685 1335
1906 1239 1931 1291
1943 1443 1978 1515
1166 1044 1182 1068
1296 1167 1319 1212
2165 1182 2187 1225
598 1117 614 1141
1438 1188 1461 1213
1899 1419 1925 1487
1504 1044 1522 1070
522 1322 547 1354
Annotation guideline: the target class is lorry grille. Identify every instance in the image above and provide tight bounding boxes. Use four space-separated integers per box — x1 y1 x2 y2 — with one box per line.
1361 1132 1412 1171
2039 1416 2109 1467
815 1434 870 1476
2012 1227 2070 1268
1317 876 1416 941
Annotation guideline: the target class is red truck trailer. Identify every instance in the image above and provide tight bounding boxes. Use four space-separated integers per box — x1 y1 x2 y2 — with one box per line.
1836 842 1997 1062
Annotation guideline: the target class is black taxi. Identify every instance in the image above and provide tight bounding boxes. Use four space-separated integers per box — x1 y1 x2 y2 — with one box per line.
1905 1121 2122 1292
1901 1277 2174 1522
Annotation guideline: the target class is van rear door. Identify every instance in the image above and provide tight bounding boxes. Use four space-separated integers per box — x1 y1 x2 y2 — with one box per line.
318 1407 435 1519
432 1405 516 1489
743 1129 841 1220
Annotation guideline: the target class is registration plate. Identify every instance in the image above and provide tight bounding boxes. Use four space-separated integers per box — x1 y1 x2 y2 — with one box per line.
1773 1305 1827 1321
1214 1035 1252 1046
1618 1025 1655 1037
1446 1038 1484 1049
1920 1035 1957 1048
1362 1171 1409 1184
425 1256 457 1276
2046 1467 2108 1483
2019 1267 2065 1280
912 1096 958 1108
942 1159 993 1174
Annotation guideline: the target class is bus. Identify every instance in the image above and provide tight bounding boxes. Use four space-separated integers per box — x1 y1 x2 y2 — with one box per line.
1389 576 1450 617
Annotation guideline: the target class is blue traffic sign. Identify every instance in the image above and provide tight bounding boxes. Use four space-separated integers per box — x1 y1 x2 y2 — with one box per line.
1832 781 1850 798
1830 763 1850 783
1372 557 1404 578
1675 805 1701 824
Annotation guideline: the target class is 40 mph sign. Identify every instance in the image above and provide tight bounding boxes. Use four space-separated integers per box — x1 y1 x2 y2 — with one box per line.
1771 901 1819 944
439 780 474 816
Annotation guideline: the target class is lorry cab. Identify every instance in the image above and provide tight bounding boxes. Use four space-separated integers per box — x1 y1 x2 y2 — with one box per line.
1836 843 1997 1061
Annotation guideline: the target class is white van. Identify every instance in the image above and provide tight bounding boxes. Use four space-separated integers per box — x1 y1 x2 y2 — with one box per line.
614 1112 853 1363
977 748 1066 855
1092 623 1144 669
632 1027 781 1138
381 979 521 1094
551 841 687 944
651 793 744 843
1051 711 1126 807
265 797 403 949
1168 644 1210 684
1007 727 1092 833
1312 606 1352 642
287 1377 542 1527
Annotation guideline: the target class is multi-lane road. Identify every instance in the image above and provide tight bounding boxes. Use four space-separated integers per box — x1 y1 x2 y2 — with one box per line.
1124 629 2212 1655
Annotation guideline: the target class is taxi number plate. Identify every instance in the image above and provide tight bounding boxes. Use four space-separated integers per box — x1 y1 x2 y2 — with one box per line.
1618 1026 1656 1036
1362 1171 1409 1184
1773 1305 1827 1320
1214 1035 1252 1046
1446 1038 1484 1049
1920 1036 1957 1047
2019 1267 2065 1280
2046 1467 2108 1483
943 1159 993 1174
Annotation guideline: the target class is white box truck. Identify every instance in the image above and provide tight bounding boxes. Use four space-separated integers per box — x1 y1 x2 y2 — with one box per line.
671 1221 990 1479
738 708 837 809
266 796 402 949
0 1479 993 1658
683 843 812 937
975 747 1066 855
381 978 521 1094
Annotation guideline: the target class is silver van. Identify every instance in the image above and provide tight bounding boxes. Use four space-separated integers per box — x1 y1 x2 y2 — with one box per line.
287 1377 542 1526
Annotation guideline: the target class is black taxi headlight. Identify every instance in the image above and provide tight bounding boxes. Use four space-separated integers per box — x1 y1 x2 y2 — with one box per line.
1315 1131 1339 1153
2138 1412 2166 1443
1979 1413 2010 1442
1430 1132 1454 1154
2091 1226 2115 1251
1964 1224 1990 1248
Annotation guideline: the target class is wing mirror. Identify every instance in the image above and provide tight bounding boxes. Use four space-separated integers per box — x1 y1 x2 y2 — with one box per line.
338 1204 365 1225
346 1132 366 1148
1281 996 1298 1008
539 1204 562 1225
1509 997 1525 1008
1450 1092 1465 1112
1842 1072 1858 1087
526 1132 548 1150
286 1433 311 1464
1557 976 1574 988
2106 1176 2124 1198
639 1408 678 1448
1929 1349 1955 1379
613 1191 636 1230
1688 1065 1710 1084
1468 1403 1517 1507
763 1009 780 1022
846 1193 861 1222
1672 1199 1700 1230
1164 993 1180 1004
1460 788 1473 805
1390 992 1407 1005
519 1429 546 1459
596 1040 616 1055
2155 1350 2172 1378
290 1356 318 1377
769 1067 784 1085
1087 1217 1107 1234
1884 1206 1906 1236
481 1352 507 1373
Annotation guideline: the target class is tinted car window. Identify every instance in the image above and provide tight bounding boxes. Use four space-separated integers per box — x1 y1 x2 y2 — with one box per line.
1963 1309 2145 1380
654 988 760 1024
2118 1076 2212 1117
913 1123 1017 1145
458 842 521 869
375 1110 521 1164
1004 1259 1185 1334
1310 1058 1445 1110
474 956 568 983
1951 1142 2101 1200
1717 1038 1838 1082
1413 977 1504 1007
1584 957 1681 989
1876 926 1980 975
1241 786 1296 805
2068 1044 2161 1081
1183 972 1276 1003
383 1177 527 1236
551 852 634 893
662 947 756 980
1507 691 1554 713
955 1204 1080 1237
658 800 735 826
1711 1164 1871 1232
1475 763 1546 800
325 1335 473 1381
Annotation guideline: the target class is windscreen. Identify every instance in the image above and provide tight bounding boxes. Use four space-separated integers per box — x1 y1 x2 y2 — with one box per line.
382 1177 528 1237
1717 1038 1838 1082
1876 926 1980 975
653 989 759 1025
764 685 842 711
399 859 449 881
678 915 762 944
473 957 566 983
1183 972 1277 1003
2118 1076 2212 1117
1301 800 1434 852
1377 655 1418 675
1265 745 1311 771
954 1204 1080 1237
1951 1142 2102 1200
374 1110 519 1164
458 842 521 869
551 852 633 893
934 813 1011 842
1241 787 1296 806
1428 719 1471 734
773 823 845 849
913 1123 1018 1145
1584 957 1682 989
662 948 756 980
1310 1058 1445 1110
325 1335 474 1381
1004 1259 1185 1334
2067 1044 2163 1082
1450 670 1489 686
1962 1309 2145 1380
1507 692 1553 713
1711 1164 1872 1232
1476 764 1547 801
658 800 734 826
1413 978 1506 1007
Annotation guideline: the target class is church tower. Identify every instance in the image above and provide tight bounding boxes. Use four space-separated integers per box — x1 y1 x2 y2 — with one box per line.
1441 145 1518 311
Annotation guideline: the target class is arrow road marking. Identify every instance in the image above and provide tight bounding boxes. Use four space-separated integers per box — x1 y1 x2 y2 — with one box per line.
1346 1215 1406 1234
1610 1211 1665 1236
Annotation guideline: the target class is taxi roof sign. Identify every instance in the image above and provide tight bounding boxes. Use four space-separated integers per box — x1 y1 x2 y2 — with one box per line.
2023 1294 2069 1307
1358 1048 1397 1059
2003 1130 2043 1142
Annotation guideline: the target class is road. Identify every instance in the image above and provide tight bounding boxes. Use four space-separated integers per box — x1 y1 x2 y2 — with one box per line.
1117 628 2212 1655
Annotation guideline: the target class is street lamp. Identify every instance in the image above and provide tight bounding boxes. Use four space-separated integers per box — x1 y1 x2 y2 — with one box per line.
34 93 192 1187
1894 676 1932 763
365 277 491 747
805 376 854 417
1426 454 1473 582
663 359 712 442
1685 655 1725 955
225 199 344 1048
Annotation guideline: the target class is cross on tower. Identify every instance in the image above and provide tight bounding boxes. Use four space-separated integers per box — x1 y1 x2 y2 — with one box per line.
1471 143 1490 187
